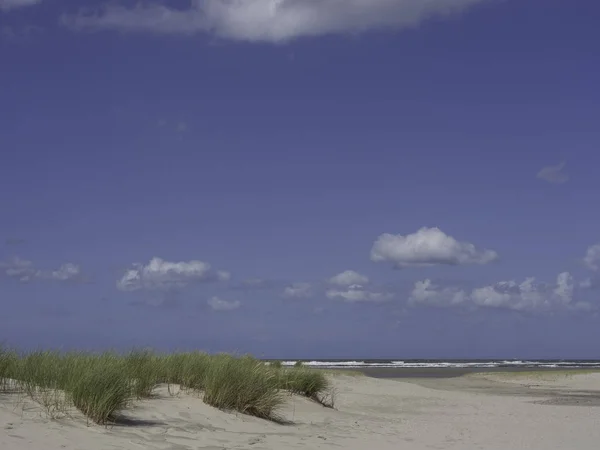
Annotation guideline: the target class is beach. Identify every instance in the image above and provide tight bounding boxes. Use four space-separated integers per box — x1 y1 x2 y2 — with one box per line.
2 369 600 450
353 365 600 378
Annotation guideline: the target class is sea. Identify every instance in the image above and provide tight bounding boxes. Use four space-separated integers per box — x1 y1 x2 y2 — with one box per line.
275 359 600 369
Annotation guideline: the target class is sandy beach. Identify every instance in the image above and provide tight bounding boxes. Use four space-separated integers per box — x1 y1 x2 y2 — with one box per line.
2 370 599 450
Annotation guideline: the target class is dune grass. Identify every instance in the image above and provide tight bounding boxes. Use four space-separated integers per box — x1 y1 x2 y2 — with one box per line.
203 354 285 420
0 346 19 392
70 360 131 424
175 352 212 391
277 367 334 407
6 351 133 423
124 349 160 399
0 348 336 424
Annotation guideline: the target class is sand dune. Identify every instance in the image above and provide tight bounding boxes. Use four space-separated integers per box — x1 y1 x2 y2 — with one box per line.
2 372 600 449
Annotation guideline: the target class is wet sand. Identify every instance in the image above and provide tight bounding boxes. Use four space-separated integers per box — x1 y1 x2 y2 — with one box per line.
401 371 600 407
354 366 600 379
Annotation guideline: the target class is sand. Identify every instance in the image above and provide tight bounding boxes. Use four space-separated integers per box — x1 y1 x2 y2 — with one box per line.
2 371 600 450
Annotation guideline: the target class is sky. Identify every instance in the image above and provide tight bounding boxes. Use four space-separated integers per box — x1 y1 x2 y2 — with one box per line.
1 0 599 359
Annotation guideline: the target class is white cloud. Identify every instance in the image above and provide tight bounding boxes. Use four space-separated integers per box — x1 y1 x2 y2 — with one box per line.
371 227 498 268
2 257 37 282
409 279 467 307
329 270 369 287
1 257 82 283
471 278 548 311
117 256 229 291
216 270 231 281
553 272 574 305
584 244 600 271
0 0 40 11
62 0 490 43
208 296 241 311
410 272 591 312
49 263 82 281
326 284 392 303
537 162 569 184
283 282 312 298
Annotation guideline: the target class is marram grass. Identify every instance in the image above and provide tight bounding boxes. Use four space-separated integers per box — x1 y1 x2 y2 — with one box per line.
203 354 285 420
277 367 334 407
70 362 131 424
0 346 19 392
124 349 160 399
0 348 335 424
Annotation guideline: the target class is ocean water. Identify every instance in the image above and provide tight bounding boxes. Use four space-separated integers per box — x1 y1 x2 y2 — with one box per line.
275 359 600 369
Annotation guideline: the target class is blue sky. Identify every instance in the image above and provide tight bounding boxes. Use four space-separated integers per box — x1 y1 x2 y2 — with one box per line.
1 0 599 359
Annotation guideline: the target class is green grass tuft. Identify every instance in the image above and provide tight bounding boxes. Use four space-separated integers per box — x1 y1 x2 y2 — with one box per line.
278 367 334 407
203 354 284 420
124 349 160 399
0 346 19 392
70 361 132 424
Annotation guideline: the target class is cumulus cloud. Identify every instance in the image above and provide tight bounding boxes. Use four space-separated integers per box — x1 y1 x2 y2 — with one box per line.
1 257 37 281
49 263 82 281
207 296 241 311
0 0 41 11
117 257 230 291
537 162 569 184
371 227 498 268
410 272 591 312
326 284 392 303
584 244 600 271
471 278 546 311
409 279 467 307
62 0 490 43
1 257 83 283
329 270 369 287
283 282 312 298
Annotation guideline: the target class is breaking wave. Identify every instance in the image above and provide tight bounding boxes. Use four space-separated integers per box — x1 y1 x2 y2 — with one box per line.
274 360 600 369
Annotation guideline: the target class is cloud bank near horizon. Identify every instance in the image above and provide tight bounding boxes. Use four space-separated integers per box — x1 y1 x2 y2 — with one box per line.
409 272 593 312
3 231 597 316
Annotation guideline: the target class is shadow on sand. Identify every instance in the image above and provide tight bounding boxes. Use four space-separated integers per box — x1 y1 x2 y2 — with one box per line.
111 415 166 427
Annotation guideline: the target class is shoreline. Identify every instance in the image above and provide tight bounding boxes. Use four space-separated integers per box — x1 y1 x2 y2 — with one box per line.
337 366 600 379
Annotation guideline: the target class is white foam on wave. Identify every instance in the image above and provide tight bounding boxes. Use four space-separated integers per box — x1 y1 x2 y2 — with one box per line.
276 360 600 369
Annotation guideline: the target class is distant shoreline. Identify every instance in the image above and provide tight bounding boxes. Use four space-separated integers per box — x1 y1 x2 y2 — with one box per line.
329 366 600 379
